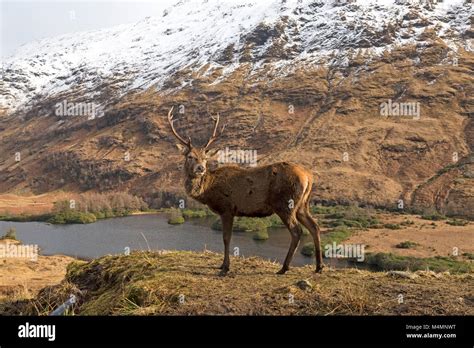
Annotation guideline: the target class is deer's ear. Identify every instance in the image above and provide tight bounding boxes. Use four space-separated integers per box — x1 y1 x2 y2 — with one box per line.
176 144 189 154
205 148 220 159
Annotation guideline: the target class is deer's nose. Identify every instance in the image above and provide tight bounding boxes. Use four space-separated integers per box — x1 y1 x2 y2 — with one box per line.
195 164 205 173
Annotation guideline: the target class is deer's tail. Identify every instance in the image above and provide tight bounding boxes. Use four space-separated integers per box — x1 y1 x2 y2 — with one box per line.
302 174 314 213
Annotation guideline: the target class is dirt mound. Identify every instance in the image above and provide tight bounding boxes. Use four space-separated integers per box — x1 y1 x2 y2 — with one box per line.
4 251 472 315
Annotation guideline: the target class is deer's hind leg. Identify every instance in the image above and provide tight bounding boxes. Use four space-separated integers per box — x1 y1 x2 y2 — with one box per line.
296 199 324 273
276 211 304 275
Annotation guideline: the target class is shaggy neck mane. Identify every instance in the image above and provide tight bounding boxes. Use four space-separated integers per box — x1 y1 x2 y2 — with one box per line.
184 173 212 202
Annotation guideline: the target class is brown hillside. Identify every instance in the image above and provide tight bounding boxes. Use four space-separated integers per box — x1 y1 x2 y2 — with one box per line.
0 40 472 216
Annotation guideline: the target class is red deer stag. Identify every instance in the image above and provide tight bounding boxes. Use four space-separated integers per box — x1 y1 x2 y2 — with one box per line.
168 107 323 275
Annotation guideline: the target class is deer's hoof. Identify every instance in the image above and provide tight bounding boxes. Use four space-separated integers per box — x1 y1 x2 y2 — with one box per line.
276 267 288 275
218 268 229 277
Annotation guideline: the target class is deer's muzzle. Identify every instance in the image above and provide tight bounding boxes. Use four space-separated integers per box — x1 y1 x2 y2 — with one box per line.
194 164 206 176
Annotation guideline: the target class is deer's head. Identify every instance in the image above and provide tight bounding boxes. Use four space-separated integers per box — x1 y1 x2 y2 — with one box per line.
168 107 223 178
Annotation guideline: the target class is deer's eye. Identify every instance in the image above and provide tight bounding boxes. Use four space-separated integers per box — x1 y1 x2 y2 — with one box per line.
187 155 196 160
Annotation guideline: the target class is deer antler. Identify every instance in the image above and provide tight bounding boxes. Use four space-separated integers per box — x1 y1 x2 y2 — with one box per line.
168 107 192 147
204 113 226 149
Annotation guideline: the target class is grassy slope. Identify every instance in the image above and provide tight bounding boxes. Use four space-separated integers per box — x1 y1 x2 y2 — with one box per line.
3 251 472 316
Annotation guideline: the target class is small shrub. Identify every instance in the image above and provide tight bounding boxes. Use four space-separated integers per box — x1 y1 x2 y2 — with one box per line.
363 253 473 273
311 205 343 215
370 224 385 229
326 219 362 228
168 209 185 225
400 219 414 226
104 210 115 218
421 213 446 221
52 192 147 221
266 214 285 227
462 252 474 260
253 230 269 241
301 243 315 257
384 223 402 230
395 241 419 249
168 216 185 225
1 227 17 240
212 217 268 232
94 211 106 219
324 205 379 229
237 218 268 232
77 212 97 224
48 211 96 224
321 226 352 245
182 209 208 219
446 219 469 226
211 219 222 230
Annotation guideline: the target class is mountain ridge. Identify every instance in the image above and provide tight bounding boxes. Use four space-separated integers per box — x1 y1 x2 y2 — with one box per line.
1 0 471 113
0 0 472 217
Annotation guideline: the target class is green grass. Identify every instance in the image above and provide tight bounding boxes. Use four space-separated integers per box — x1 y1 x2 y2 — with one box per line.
321 226 353 245
211 214 287 232
301 227 353 257
113 210 132 217
212 217 269 232
167 209 185 225
446 219 469 226
253 230 269 241
168 216 185 225
462 252 474 260
0 208 138 225
0 213 52 222
47 211 97 224
395 241 419 249
421 213 447 221
181 209 215 219
210 214 311 234
46 209 134 224
93 211 117 219
311 205 346 215
318 205 380 229
362 253 473 274
383 223 402 230
266 214 285 228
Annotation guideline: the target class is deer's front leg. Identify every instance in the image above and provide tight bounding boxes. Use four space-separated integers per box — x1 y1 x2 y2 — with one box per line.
219 214 233 276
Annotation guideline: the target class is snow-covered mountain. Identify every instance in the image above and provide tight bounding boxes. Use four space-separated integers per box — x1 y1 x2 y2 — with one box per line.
0 0 471 114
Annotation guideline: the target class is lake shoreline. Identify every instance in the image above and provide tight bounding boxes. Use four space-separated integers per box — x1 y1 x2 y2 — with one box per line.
1 208 473 262
0 209 161 224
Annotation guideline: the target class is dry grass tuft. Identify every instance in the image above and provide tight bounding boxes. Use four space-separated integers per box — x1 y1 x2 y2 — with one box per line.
3 251 472 316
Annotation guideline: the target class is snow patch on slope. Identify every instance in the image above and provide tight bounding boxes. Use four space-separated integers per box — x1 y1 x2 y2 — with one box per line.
0 0 471 114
